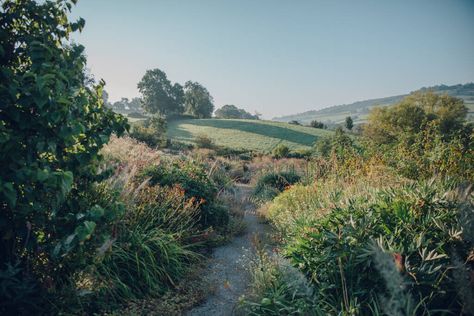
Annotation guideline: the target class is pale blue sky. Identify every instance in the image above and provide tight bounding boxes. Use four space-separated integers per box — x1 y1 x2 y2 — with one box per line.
71 0 474 118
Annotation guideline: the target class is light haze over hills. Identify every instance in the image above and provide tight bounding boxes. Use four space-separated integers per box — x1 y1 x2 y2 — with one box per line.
273 83 474 124
71 0 474 118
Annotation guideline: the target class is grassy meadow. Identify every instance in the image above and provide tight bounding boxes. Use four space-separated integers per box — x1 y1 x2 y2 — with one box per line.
167 119 333 152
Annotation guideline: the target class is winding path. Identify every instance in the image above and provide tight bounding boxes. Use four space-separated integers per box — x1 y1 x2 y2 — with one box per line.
186 184 269 316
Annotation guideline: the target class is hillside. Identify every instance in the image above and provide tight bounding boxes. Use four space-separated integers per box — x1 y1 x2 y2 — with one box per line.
167 119 332 152
274 83 474 124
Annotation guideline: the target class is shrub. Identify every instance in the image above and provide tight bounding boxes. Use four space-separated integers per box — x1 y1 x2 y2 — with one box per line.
141 159 229 227
129 116 167 148
0 0 128 312
272 144 290 159
253 170 300 202
195 133 214 149
266 180 473 314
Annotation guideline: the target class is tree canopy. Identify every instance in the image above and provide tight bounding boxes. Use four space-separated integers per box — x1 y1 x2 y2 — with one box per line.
214 104 259 119
345 116 353 130
137 68 184 116
363 92 468 145
184 81 214 118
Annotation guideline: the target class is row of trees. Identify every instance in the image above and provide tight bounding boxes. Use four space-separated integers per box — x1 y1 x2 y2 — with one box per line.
108 69 256 120
137 69 214 118
214 104 260 119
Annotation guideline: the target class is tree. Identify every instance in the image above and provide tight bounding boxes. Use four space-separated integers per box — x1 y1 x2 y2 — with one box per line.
345 116 353 130
214 104 259 119
310 120 326 129
363 92 468 145
0 0 128 304
137 68 184 116
184 81 214 118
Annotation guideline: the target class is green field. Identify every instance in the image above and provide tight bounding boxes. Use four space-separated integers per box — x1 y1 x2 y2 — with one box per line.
167 119 333 152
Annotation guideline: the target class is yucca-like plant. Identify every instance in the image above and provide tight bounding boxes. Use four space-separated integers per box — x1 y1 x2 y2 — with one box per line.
265 179 473 314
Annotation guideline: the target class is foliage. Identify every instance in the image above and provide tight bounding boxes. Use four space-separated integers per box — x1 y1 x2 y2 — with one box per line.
363 92 473 181
345 116 353 130
129 115 167 148
252 170 301 202
195 133 214 149
265 179 473 314
364 92 467 145
142 159 229 227
271 144 290 159
274 82 474 125
309 120 326 129
239 244 317 316
0 0 128 312
109 97 143 114
184 81 214 118
313 127 357 161
288 120 301 125
137 68 185 116
215 104 259 120
95 186 201 301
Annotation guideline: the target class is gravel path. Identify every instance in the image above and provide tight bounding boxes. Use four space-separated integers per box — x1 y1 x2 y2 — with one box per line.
186 184 269 316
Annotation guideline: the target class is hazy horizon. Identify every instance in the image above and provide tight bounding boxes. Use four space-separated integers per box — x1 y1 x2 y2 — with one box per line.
71 0 474 118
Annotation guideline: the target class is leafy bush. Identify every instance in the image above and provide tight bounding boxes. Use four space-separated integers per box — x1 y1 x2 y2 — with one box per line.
265 180 474 314
253 170 301 202
0 0 127 312
363 92 473 181
195 133 214 149
141 159 229 227
272 144 290 159
129 116 167 148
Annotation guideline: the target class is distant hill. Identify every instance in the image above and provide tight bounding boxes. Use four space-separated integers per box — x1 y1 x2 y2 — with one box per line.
167 119 333 152
273 83 474 124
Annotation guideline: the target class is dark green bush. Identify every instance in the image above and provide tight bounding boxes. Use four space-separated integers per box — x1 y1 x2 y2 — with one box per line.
272 144 290 159
142 160 229 227
253 170 301 202
0 0 128 313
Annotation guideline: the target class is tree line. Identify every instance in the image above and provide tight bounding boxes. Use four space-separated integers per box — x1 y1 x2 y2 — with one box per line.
107 68 259 120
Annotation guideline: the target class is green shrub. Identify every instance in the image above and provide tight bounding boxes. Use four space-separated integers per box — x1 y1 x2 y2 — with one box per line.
253 170 300 202
266 180 473 314
129 116 167 148
141 159 229 227
195 133 214 149
0 0 128 312
272 144 290 159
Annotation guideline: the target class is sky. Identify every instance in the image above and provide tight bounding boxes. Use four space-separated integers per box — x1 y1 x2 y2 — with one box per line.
71 0 474 119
